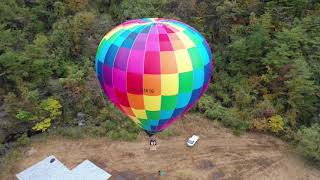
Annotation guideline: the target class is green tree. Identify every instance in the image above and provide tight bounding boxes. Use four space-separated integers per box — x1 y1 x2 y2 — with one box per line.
32 97 62 132
64 0 89 14
296 124 320 163
111 0 167 23
268 115 284 133
16 110 37 122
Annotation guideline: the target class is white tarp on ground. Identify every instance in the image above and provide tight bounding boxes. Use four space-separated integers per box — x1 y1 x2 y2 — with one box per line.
16 155 111 180
71 160 112 180
16 155 71 180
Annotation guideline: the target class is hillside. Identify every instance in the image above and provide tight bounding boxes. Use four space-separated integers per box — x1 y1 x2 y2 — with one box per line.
0 0 320 173
3 114 320 180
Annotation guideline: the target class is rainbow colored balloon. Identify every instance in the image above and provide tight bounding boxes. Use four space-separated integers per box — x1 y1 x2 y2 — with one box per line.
96 18 213 135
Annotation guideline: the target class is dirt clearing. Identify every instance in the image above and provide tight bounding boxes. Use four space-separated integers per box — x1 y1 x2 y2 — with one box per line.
4 114 320 180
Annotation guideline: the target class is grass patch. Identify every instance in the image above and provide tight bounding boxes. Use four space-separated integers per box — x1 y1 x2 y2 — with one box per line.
16 133 31 146
52 127 85 139
0 148 23 179
159 128 179 139
106 129 139 141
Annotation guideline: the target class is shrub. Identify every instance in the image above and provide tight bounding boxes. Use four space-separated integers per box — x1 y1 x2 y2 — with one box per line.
222 108 250 135
107 129 138 141
16 133 31 146
88 126 106 137
159 128 178 138
40 97 62 118
16 110 37 121
57 127 84 139
197 95 227 121
32 118 52 132
32 97 62 132
197 95 215 113
254 99 276 119
281 128 296 141
0 148 23 179
253 118 268 131
104 120 117 132
96 108 111 122
197 95 250 135
268 115 284 133
0 144 6 156
296 124 320 164
204 102 226 121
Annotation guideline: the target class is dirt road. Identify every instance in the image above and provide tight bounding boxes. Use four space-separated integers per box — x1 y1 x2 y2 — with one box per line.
6 114 320 180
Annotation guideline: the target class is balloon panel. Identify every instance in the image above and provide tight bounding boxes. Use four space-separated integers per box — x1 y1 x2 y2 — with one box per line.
96 18 213 134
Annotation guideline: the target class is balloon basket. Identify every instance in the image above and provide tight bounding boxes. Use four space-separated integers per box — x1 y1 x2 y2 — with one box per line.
150 145 157 151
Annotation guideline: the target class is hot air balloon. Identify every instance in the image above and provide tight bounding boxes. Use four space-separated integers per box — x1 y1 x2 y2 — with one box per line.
95 18 213 141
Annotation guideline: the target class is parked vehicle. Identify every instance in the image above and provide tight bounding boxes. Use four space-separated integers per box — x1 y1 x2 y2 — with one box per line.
187 135 199 147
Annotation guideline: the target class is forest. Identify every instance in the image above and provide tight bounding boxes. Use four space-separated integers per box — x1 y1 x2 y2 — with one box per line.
0 0 319 166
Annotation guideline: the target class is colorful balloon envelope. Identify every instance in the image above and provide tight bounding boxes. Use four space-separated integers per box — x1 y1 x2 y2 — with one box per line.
96 18 213 135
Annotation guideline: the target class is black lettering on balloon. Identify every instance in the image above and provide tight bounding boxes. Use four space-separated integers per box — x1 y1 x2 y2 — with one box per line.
127 87 155 94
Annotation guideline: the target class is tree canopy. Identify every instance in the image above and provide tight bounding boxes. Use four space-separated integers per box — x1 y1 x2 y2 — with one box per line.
0 0 319 163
